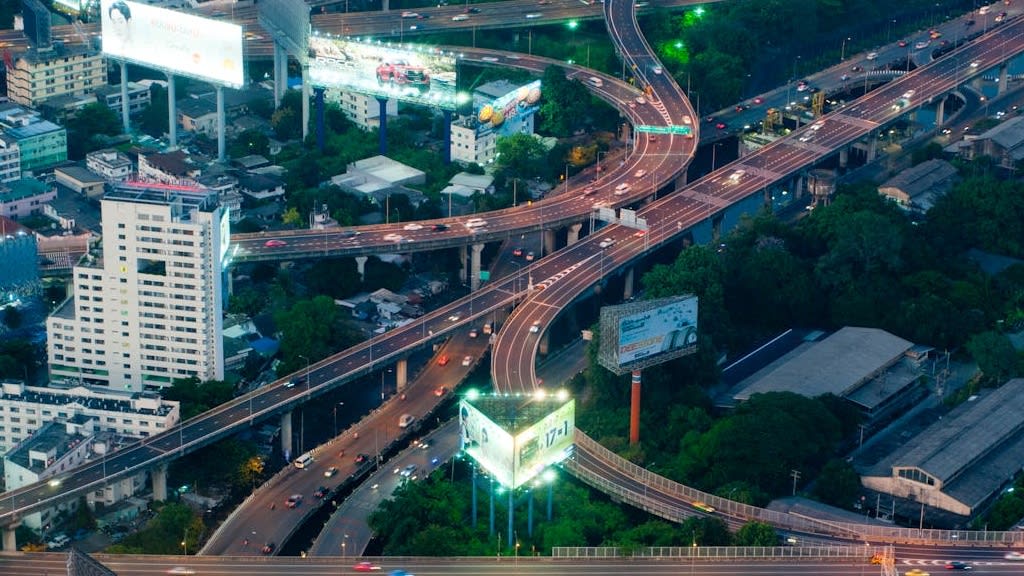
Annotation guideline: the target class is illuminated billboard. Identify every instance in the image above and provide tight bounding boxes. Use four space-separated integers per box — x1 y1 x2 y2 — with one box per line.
460 395 575 489
100 0 244 88
308 35 460 110
472 80 542 137
598 295 699 374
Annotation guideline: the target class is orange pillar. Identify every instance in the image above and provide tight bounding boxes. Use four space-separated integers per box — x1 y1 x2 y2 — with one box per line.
629 370 641 445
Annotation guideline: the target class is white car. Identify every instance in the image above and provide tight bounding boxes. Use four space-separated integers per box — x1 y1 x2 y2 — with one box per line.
598 238 615 248
651 65 663 75
810 121 825 131
728 170 746 181
635 96 647 105
401 11 418 17
682 115 692 125
481 56 499 62
866 51 878 60
400 464 418 477
383 233 403 242
461 355 472 366
529 321 541 333
633 169 647 178
1006 551 1024 560
464 218 487 228
914 40 930 49
970 60 981 68
798 133 814 142
403 223 423 231
614 182 631 195
902 90 916 99
447 314 460 322
452 14 470 21
525 12 543 18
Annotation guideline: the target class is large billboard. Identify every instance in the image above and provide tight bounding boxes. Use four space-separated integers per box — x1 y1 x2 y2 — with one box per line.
308 36 459 110
100 0 244 88
460 396 575 489
598 295 699 374
472 80 542 137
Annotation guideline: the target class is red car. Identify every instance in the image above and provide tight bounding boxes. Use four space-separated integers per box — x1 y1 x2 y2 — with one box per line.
752 97 763 105
715 122 727 130
898 39 909 47
264 239 287 248
354 562 381 572
261 542 275 554
376 60 431 91
437 355 450 366
434 386 448 397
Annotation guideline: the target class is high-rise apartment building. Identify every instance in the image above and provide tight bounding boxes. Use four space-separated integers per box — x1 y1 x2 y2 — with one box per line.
46 182 228 392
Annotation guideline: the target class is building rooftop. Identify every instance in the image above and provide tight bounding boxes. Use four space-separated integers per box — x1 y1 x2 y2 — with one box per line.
4 420 88 473
56 165 105 184
878 158 957 210
140 149 197 178
17 42 98 65
0 177 51 202
0 215 33 238
0 380 177 418
178 97 218 119
979 115 1024 157
467 394 572 436
733 327 914 401
104 182 218 214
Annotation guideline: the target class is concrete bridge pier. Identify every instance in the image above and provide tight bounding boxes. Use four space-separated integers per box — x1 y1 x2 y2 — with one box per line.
866 132 878 163
273 42 285 108
999 62 1009 95
470 243 484 291
152 463 168 502
538 331 550 356
935 96 946 125
3 522 18 552
839 147 849 169
543 229 556 256
355 256 368 282
566 223 583 245
301 63 311 141
623 267 634 300
281 411 293 458
458 245 468 285
395 358 408 391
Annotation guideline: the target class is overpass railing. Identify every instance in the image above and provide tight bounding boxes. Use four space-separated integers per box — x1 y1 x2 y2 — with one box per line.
552 544 888 559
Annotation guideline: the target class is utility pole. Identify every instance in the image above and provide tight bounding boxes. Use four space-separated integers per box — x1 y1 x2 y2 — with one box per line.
790 469 801 496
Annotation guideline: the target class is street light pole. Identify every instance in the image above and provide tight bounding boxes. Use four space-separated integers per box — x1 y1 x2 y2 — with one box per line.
841 37 851 61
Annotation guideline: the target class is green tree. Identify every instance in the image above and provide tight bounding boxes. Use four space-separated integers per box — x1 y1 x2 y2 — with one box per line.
495 133 547 181
230 129 270 158
812 459 862 508
71 495 97 531
2 306 21 329
281 206 303 227
733 521 778 546
271 107 300 141
65 103 123 159
966 331 1020 385
163 377 235 420
536 65 590 137
139 84 170 138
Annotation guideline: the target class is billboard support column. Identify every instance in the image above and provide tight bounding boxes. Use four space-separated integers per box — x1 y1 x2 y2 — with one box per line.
443 109 452 165
623 267 634 300
301 64 311 141
166 73 177 149
458 245 468 285
630 370 641 445
377 97 389 155
527 487 534 537
395 358 407 391
507 489 514 558
119 61 130 133
273 42 285 108
280 410 293 458
315 87 326 152
543 229 555 256
472 463 478 528
216 86 226 163
489 476 495 536
567 223 582 245
547 481 553 520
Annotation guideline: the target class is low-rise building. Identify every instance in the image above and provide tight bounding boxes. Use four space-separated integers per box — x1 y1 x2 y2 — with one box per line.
0 102 67 173
0 135 22 184
178 97 219 136
54 165 106 198
86 149 133 182
334 90 398 130
237 173 285 202
441 172 494 199
0 177 56 219
960 115 1024 168
137 150 202 185
196 174 242 222
877 159 958 214
330 155 426 195
5 44 106 108
94 82 151 117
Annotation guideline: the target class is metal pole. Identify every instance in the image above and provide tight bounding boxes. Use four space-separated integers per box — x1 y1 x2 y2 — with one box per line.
507 489 514 556
527 488 534 537
547 482 553 521
472 464 478 528
489 478 495 536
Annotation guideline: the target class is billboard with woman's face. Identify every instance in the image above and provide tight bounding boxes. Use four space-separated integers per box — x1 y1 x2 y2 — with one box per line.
100 0 244 88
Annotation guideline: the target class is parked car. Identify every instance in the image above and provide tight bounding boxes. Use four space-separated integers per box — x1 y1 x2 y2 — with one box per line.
376 60 431 91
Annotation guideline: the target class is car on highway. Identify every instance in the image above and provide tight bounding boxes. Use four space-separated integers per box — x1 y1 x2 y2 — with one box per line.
704 115 715 123
383 233 403 242
796 80 808 92
525 12 542 18
651 65 662 75
447 314 460 322
634 230 646 238
851 65 864 72
715 122 727 130
285 494 303 508
866 51 878 60
431 223 449 231
390 571 414 576
512 247 525 257
452 14 469 21
261 542 276 554
284 375 304 388
313 486 328 498
437 354 450 366
400 11 418 17
904 571 929 576
400 464 418 478
354 561 382 572
728 170 746 182
1006 551 1024 560
971 60 981 68
340 230 360 238
324 466 338 477
399 414 415 428
635 96 646 105
898 39 909 46
944 561 971 570
840 74 850 81
525 251 536 261
633 169 647 178
614 182 631 195
469 328 478 338
914 40 930 49
465 6 481 13
598 238 616 248
462 355 472 366
530 320 541 333
464 218 487 228
403 223 423 231
354 453 369 464
264 239 287 248
167 569 196 575
434 386 448 397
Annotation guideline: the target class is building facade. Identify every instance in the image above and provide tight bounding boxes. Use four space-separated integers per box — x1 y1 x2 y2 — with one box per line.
0 135 22 183
46 183 227 392
334 90 397 129
86 149 134 182
0 177 55 219
94 82 151 117
5 45 106 108
0 102 67 172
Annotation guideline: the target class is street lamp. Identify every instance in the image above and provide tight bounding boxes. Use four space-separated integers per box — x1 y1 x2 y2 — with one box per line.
711 142 722 172
298 354 311 395
841 37 852 61
342 533 349 556
333 402 344 436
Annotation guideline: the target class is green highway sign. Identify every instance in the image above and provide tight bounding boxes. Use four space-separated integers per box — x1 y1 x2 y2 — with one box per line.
636 125 692 135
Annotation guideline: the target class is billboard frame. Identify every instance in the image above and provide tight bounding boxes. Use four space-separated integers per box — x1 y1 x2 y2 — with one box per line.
597 295 699 375
257 0 310 66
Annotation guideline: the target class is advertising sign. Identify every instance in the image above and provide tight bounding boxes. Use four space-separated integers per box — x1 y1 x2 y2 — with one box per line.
100 0 244 88
473 80 542 137
617 296 698 365
308 36 459 110
513 399 575 488
460 400 514 487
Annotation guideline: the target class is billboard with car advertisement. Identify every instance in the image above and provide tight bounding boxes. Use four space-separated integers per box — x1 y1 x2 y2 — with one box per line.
460 396 575 490
100 0 244 87
308 35 460 110
472 80 542 137
598 295 699 374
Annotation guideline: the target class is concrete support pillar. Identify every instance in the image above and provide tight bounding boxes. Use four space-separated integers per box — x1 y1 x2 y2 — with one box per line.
470 243 484 291
566 223 583 245
355 256 368 282
395 358 408 391
623 267 634 300
377 97 389 156
935 97 946 126
166 73 177 149
999 63 1009 95
151 463 168 502
280 411 293 459
543 229 556 256
301 64 311 141
226 270 234 296
538 331 549 356
866 134 878 162
839 147 849 169
2 523 18 552
216 86 226 163
458 245 468 285
315 87 326 152
273 43 284 108
629 370 641 445
675 171 688 188
794 173 805 200
382 0 389 10
443 110 452 164
120 61 130 133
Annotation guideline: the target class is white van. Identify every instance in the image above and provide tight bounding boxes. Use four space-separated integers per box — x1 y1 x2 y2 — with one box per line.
293 452 314 469
399 414 415 428
483 322 493 335
587 76 603 88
